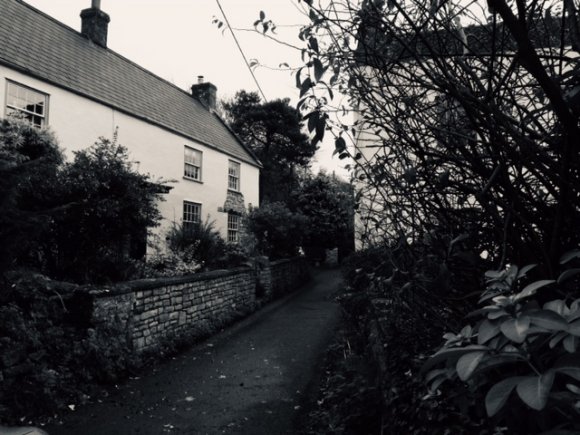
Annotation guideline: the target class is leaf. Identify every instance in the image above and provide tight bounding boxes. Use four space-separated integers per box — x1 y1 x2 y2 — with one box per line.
569 320 580 336
516 373 554 410
555 367 580 381
300 77 312 97
313 58 325 82
557 268 580 284
563 335 577 353
500 317 528 343
421 345 489 373
543 299 567 315
335 137 347 154
485 270 505 280
259 10 265 20
549 331 567 348
526 310 568 331
456 351 486 381
514 280 555 301
308 36 319 54
517 264 537 279
485 377 524 416
425 368 449 383
478 319 501 344
560 249 580 265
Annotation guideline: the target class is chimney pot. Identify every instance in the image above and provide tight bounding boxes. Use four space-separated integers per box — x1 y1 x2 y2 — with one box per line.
198 75 204 84
92 0 101 9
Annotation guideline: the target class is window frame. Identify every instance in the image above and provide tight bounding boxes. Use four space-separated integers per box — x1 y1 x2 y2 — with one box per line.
183 146 202 182
183 200 201 230
227 213 241 243
5 80 49 128
228 160 241 192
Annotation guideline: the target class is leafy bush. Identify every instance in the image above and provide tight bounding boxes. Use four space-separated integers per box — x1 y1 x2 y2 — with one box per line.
245 202 308 259
166 219 248 271
425 252 580 434
0 119 63 274
0 272 139 424
292 172 354 261
46 137 164 283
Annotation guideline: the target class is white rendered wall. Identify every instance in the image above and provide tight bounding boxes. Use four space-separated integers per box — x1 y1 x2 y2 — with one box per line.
0 66 260 246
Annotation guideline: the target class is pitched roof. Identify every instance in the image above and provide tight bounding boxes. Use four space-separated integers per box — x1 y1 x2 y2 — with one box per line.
0 0 261 167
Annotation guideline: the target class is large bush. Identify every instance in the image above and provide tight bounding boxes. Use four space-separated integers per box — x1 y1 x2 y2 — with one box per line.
0 119 63 273
165 219 248 271
0 272 138 424
245 202 308 259
46 138 164 283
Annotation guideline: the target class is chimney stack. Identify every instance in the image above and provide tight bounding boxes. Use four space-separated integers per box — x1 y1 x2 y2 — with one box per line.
80 0 110 47
191 76 217 111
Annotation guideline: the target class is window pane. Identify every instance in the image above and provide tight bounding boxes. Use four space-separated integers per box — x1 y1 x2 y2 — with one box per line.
183 201 201 225
184 147 202 180
228 161 240 191
6 82 48 127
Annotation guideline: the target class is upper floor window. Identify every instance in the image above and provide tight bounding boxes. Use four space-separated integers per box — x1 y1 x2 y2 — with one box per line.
228 160 240 191
184 146 202 181
183 201 201 231
5 81 48 128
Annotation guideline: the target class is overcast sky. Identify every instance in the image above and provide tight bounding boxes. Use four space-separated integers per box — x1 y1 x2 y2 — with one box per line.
24 0 349 178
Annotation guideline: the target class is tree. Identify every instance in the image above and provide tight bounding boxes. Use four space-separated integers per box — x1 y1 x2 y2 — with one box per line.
293 172 354 261
252 0 580 274
223 90 317 204
245 202 308 259
0 118 63 274
48 137 165 283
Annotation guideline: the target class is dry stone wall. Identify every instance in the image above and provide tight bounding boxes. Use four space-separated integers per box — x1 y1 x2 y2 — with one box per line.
92 258 309 353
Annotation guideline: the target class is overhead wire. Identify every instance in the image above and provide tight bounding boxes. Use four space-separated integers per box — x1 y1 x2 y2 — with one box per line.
215 0 268 101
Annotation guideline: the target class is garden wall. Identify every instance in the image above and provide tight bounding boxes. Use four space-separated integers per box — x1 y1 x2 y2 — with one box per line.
91 257 309 353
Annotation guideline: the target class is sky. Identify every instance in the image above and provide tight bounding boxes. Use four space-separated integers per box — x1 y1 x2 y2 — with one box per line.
24 0 349 178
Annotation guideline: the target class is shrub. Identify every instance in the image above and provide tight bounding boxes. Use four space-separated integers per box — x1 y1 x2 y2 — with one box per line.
425 252 580 434
0 272 139 424
46 137 164 283
245 202 308 259
0 119 63 274
165 218 248 271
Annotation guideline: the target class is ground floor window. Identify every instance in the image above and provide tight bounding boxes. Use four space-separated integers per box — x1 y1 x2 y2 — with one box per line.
227 213 241 243
183 201 201 230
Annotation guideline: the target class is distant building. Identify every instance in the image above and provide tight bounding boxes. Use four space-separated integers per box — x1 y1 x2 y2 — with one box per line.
0 0 261 253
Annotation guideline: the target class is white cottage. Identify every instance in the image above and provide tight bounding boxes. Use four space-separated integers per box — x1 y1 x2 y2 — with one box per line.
0 0 261 251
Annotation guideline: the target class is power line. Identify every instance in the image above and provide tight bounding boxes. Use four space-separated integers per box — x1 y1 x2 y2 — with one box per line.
215 0 268 101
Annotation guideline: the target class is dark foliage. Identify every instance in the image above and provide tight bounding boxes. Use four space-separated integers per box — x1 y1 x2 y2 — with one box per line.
0 272 139 424
166 219 249 271
245 202 308 259
293 172 355 261
46 138 164 283
0 119 63 273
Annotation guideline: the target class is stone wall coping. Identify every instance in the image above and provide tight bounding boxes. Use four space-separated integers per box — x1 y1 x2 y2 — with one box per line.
90 266 253 297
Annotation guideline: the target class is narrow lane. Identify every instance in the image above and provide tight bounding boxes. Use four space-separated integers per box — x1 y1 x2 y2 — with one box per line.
46 268 342 435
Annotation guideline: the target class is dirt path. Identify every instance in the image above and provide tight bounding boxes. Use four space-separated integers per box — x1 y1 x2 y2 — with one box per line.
45 268 342 435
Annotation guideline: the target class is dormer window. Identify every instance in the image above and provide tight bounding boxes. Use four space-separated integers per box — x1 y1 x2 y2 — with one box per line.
228 160 240 191
184 146 202 181
5 81 48 128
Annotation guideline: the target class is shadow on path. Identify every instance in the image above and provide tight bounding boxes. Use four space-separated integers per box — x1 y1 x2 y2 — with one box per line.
45 268 342 435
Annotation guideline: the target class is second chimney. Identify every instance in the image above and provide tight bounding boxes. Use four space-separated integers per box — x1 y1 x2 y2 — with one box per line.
80 0 110 47
191 76 217 111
